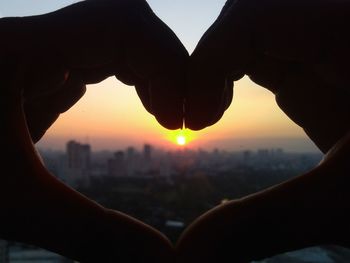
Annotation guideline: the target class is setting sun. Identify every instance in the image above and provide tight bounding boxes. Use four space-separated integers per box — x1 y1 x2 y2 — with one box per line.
165 129 195 147
176 135 186 146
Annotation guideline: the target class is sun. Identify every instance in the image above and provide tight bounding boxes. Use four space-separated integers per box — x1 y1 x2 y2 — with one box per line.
166 128 194 147
176 135 186 146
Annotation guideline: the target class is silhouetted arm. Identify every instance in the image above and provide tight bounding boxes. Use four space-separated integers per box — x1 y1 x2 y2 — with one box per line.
0 0 190 261
0 88 173 262
177 131 350 263
186 0 350 153
0 0 188 142
179 0 350 261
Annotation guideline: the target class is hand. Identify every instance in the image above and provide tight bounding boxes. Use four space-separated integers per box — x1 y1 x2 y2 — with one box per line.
0 90 174 262
179 0 350 261
1 0 188 142
176 132 350 263
0 0 190 261
186 0 350 153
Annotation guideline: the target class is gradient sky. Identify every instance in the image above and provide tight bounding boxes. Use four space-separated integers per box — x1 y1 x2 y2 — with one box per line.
0 0 319 152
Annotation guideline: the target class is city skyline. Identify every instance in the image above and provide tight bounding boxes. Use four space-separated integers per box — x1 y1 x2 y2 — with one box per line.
37 136 321 153
39 139 324 188
1 138 336 263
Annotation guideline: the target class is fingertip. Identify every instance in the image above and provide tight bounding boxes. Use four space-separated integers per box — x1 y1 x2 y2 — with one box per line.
54 78 86 114
155 115 183 130
135 82 153 115
184 0 254 131
184 69 228 130
149 74 184 130
224 78 234 111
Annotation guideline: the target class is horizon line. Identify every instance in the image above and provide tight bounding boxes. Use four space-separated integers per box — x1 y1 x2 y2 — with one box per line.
36 136 322 154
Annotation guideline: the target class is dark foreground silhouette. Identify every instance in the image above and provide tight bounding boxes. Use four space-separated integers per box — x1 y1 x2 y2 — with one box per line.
0 0 349 262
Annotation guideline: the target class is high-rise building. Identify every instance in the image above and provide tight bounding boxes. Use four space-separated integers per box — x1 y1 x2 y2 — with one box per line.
126 146 138 176
108 151 126 177
143 144 152 162
0 240 8 262
243 150 252 162
126 147 136 161
67 140 91 170
65 140 91 185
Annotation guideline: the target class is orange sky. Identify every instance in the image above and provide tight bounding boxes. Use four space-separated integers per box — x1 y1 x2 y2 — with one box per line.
37 76 316 151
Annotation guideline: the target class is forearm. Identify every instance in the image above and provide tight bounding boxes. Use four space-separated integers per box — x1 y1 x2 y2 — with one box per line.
1 166 172 262
227 169 348 261
0 91 172 262
1 169 161 262
227 137 350 261
0 90 105 261
177 135 350 262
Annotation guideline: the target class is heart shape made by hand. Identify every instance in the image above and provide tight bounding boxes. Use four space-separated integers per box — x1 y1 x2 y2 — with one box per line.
1 0 350 262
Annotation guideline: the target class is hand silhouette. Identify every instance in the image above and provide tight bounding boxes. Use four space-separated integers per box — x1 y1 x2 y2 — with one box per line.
1 0 188 142
185 0 350 152
2 0 350 262
177 133 350 262
0 0 189 261
178 0 350 262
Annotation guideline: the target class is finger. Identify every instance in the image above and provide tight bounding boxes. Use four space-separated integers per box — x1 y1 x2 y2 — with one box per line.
24 76 86 143
177 138 350 262
248 56 350 153
223 79 234 112
135 81 153 115
8 1 188 130
15 58 69 99
186 1 254 130
124 1 188 129
56 0 188 130
198 78 234 129
196 0 236 47
74 60 143 87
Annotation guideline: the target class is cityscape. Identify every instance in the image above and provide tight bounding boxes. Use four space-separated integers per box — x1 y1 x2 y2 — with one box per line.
1 140 350 262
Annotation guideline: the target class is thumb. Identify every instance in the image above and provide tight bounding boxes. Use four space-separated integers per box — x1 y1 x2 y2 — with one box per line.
186 0 255 130
124 1 189 129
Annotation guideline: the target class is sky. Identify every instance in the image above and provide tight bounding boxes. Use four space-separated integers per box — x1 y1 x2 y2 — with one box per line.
0 0 320 152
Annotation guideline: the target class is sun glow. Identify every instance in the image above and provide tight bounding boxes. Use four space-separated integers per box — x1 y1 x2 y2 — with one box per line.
166 128 195 147
176 135 186 146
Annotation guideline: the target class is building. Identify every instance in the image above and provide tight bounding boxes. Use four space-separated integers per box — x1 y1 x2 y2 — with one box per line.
0 240 8 262
8 246 72 262
0 241 75 263
67 140 91 170
143 144 152 162
65 140 91 185
126 147 138 176
108 151 126 177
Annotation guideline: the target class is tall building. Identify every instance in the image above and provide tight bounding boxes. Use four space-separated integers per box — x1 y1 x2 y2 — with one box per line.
126 147 136 161
108 151 126 177
126 147 137 176
143 144 152 162
142 144 153 173
67 140 91 170
243 150 253 163
0 240 8 262
65 140 91 185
